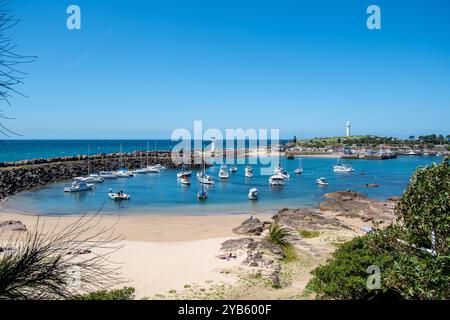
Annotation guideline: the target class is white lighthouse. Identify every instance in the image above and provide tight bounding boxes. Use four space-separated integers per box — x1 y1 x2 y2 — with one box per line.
346 121 351 137
211 136 216 155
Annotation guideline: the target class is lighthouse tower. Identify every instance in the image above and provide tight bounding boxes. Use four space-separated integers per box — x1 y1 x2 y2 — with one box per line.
346 121 351 137
211 136 216 155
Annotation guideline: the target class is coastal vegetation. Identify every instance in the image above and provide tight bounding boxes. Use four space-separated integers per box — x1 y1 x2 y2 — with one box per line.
75 287 135 300
287 134 450 149
0 214 123 300
306 157 450 299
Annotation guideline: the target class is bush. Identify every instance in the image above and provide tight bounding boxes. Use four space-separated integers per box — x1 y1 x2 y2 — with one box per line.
266 224 290 248
299 229 321 238
75 287 135 300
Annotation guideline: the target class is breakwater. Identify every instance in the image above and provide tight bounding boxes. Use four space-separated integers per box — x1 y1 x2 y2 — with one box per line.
0 151 200 200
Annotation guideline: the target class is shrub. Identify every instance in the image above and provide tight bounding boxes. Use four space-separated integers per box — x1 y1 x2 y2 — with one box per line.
75 287 135 300
266 224 290 248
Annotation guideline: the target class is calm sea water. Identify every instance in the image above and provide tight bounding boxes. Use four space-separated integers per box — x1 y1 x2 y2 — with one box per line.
2 155 443 216
0 139 288 163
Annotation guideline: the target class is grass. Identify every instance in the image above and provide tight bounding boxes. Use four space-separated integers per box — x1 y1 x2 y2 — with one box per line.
298 229 321 239
282 245 298 263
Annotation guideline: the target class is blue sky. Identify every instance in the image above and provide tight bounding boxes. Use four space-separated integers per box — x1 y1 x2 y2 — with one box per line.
4 0 450 139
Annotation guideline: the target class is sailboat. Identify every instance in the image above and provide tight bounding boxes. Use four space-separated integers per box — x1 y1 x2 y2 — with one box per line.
219 164 230 179
132 151 148 174
146 140 161 173
115 143 134 177
333 157 354 173
244 165 253 178
294 158 303 175
177 158 192 178
248 187 259 200
80 145 104 183
197 146 214 185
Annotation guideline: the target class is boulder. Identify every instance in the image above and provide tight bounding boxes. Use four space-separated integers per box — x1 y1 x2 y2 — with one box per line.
232 218 264 236
273 208 348 230
0 220 27 231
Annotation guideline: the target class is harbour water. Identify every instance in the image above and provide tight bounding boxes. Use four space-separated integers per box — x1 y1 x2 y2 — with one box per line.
1 154 443 216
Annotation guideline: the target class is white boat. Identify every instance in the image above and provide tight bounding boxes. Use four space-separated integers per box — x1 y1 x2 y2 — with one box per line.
275 167 290 179
132 151 148 174
248 187 259 200
98 171 118 179
219 165 229 179
333 157 354 173
154 164 167 170
108 192 130 201
180 176 191 185
229 166 238 173
198 173 215 185
131 168 148 174
64 180 94 193
115 169 134 178
294 158 303 175
316 177 329 186
177 162 192 178
437 152 443 157
244 166 253 178
75 176 104 183
269 174 285 186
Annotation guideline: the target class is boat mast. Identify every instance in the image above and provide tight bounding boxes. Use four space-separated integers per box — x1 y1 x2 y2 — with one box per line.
87 144 91 175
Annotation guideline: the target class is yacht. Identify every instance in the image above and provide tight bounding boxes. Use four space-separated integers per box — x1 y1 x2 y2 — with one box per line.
115 169 134 178
229 165 238 173
333 157 354 173
294 168 303 175
64 180 94 193
219 165 230 179
269 174 285 186
98 171 117 179
197 172 215 185
132 152 148 174
248 188 259 200
244 166 253 178
75 176 104 184
316 177 329 186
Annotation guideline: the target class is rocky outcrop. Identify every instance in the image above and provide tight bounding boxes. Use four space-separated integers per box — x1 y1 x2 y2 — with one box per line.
221 237 284 287
0 220 27 231
272 208 348 230
232 217 264 236
0 151 203 200
319 190 396 222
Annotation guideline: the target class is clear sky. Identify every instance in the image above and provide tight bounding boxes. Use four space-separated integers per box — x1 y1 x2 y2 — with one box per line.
4 0 450 139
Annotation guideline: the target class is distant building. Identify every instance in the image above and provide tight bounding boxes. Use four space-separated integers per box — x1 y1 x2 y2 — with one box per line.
211 136 216 155
346 121 351 137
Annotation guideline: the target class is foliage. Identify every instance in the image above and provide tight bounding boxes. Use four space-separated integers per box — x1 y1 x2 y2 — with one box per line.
75 287 135 300
0 214 123 300
307 157 450 300
266 224 290 248
397 156 450 254
298 229 321 238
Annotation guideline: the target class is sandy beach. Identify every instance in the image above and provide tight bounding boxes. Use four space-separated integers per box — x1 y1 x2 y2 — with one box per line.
0 211 274 298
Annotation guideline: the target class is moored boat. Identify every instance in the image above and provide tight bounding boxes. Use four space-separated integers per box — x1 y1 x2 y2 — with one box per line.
316 177 329 186
248 187 259 200
64 180 94 193
269 174 285 186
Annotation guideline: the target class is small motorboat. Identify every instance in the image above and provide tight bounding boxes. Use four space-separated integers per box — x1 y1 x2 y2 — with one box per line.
180 176 191 185
219 165 229 179
294 168 303 175
269 174 285 186
244 166 253 178
154 164 167 170
108 191 131 201
98 171 118 179
248 188 259 200
64 180 94 193
316 177 329 186
229 166 238 173
177 170 192 178
197 189 208 200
